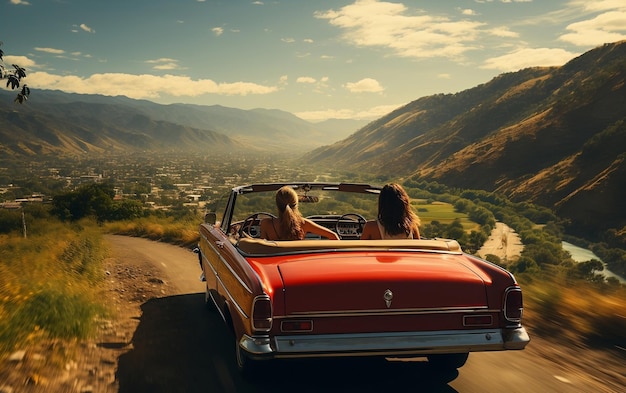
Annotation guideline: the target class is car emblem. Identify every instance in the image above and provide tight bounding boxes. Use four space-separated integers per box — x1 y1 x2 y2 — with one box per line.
383 289 393 308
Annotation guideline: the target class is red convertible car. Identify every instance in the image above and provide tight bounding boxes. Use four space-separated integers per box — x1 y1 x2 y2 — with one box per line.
197 182 529 377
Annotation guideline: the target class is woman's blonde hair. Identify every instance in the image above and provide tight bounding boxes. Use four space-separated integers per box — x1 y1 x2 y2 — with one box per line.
275 186 305 240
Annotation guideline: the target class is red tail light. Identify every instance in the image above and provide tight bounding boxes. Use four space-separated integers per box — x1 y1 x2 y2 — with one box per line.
281 320 313 332
504 287 523 324
252 295 272 332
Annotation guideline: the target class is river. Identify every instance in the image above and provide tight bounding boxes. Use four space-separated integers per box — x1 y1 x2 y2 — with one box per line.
562 241 626 284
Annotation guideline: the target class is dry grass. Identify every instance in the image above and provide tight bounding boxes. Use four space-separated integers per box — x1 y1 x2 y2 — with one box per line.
522 275 626 347
104 216 200 248
0 219 109 354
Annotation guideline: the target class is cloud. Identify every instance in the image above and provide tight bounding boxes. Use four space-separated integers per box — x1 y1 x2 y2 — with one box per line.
80 24 95 33
296 76 330 93
2 55 37 69
481 47 578 71
345 78 383 93
295 103 400 121
146 58 182 71
315 1 485 60
27 72 278 99
10 0 30 5
568 0 626 13
212 27 224 36
281 38 295 43
296 76 317 84
34 47 65 55
488 27 519 38
559 10 626 46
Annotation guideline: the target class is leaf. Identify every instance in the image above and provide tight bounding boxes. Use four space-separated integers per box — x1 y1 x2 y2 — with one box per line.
12 64 27 79
15 93 26 104
7 75 20 89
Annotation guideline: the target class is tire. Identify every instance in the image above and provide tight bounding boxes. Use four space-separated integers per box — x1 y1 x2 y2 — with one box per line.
427 353 469 371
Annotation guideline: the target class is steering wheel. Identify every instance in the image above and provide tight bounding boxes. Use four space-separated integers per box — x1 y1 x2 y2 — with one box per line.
335 213 367 240
238 212 276 239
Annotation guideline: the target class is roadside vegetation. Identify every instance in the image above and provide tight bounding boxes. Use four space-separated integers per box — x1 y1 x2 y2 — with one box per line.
0 214 108 355
1 179 625 359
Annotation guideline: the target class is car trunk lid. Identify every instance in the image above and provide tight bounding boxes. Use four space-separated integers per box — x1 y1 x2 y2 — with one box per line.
276 251 488 315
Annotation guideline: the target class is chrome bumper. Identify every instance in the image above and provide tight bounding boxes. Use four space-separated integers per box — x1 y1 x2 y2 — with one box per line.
240 327 530 360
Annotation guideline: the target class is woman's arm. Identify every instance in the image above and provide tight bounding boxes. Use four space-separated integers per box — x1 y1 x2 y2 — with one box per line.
303 219 340 240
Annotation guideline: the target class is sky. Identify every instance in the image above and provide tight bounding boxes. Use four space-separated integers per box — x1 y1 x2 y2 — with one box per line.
1 0 625 122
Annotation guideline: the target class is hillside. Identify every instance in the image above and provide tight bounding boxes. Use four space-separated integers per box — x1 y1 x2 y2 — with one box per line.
0 91 365 156
309 41 626 235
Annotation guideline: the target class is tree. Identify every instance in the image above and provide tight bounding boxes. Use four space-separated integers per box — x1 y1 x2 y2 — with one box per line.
0 41 30 103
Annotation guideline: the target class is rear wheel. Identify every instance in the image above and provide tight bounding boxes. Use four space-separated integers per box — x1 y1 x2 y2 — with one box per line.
427 353 469 371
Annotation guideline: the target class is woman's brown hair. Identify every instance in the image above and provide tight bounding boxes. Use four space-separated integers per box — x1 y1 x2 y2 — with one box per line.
377 183 420 238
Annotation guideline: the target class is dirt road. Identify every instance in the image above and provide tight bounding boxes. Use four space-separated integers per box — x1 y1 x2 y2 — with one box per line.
476 222 524 262
2 235 624 392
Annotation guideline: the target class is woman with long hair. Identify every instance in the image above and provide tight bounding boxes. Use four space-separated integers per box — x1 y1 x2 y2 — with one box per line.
260 186 340 240
360 183 421 240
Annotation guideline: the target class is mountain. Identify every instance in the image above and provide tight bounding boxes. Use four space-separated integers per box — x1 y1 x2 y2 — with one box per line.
0 90 363 156
309 41 626 234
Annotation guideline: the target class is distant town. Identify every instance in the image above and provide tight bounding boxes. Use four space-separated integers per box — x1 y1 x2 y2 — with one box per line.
0 152 335 213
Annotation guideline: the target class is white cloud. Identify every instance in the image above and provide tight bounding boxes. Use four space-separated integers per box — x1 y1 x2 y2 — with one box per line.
345 78 383 93
315 1 485 60
80 24 95 33
295 103 400 121
10 0 30 5
481 47 578 71
34 47 65 55
2 55 37 69
281 38 295 43
488 27 519 38
296 76 317 84
212 27 224 36
27 72 278 99
568 0 626 13
559 10 626 46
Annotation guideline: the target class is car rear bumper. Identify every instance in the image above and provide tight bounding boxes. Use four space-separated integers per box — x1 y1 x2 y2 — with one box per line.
240 327 530 360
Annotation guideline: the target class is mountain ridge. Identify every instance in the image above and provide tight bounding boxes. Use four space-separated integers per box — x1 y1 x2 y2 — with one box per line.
309 40 626 235
0 90 366 156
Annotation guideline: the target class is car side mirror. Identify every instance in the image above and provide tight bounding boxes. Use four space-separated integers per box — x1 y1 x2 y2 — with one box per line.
204 212 217 225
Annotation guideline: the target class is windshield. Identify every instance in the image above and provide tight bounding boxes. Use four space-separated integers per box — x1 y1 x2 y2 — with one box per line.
231 189 379 223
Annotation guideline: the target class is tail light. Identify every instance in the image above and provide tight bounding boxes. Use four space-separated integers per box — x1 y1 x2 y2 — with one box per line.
504 287 523 324
281 320 313 332
252 295 272 332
